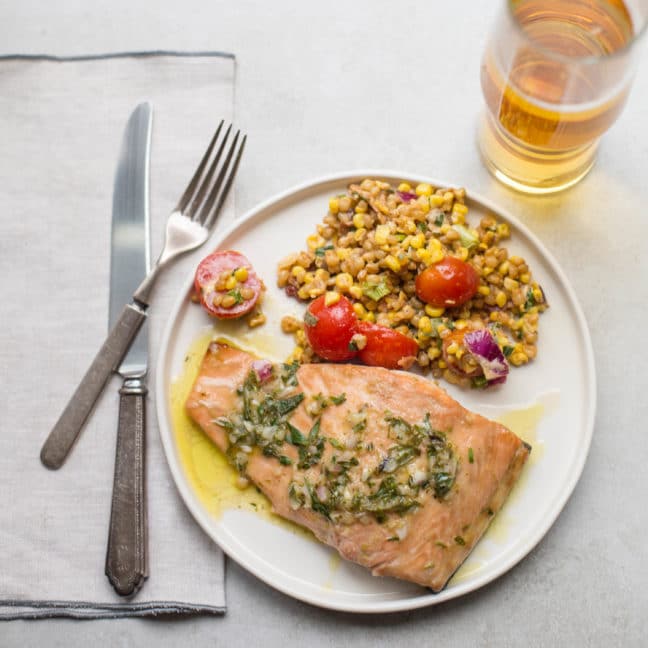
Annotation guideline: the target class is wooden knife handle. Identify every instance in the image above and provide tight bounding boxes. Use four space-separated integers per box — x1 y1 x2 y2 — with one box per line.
105 377 148 597
40 303 147 469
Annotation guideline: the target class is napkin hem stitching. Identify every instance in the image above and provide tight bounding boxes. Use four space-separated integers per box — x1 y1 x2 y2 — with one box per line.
0 50 235 62
0 599 225 620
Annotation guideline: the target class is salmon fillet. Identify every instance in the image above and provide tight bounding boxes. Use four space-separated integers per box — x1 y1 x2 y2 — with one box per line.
185 342 530 592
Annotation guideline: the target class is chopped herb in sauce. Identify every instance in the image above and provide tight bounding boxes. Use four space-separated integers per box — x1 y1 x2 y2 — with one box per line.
468 447 474 463
220 369 459 524
454 535 466 546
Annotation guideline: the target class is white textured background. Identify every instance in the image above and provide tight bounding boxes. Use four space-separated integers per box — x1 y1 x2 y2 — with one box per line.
1 0 647 646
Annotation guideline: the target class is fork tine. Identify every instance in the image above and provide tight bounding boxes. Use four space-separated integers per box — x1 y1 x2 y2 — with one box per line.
175 120 224 214
187 124 233 220
195 131 245 229
201 134 247 232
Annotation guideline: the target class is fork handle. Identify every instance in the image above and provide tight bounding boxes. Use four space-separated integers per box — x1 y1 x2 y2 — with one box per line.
106 377 148 597
40 303 148 469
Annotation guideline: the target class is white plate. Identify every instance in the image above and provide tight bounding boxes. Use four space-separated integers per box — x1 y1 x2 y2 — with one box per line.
156 171 596 613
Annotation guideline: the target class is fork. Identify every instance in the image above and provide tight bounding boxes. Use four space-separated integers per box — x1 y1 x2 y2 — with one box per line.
40 122 246 470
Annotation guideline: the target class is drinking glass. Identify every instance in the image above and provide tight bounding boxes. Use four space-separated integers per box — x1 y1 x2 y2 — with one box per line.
478 0 648 194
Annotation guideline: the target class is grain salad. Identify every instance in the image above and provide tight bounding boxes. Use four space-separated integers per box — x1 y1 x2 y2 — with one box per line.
277 178 547 388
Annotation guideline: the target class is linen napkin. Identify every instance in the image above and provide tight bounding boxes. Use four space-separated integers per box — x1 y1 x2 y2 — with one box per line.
0 52 238 618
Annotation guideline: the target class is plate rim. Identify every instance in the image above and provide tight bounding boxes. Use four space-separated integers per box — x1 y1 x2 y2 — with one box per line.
155 169 597 613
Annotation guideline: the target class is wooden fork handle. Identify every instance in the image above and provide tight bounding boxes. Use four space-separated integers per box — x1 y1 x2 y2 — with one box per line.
40 303 147 469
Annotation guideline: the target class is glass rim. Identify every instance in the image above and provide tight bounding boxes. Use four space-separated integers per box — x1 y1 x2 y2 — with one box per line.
505 0 648 64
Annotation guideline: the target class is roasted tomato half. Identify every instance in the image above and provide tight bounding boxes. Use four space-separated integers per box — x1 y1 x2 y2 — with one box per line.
194 250 263 319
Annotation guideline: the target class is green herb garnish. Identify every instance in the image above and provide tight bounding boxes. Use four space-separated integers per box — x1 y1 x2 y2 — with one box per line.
468 447 474 463
226 288 243 304
314 244 334 256
362 280 390 302
451 224 478 249
304 310 319 327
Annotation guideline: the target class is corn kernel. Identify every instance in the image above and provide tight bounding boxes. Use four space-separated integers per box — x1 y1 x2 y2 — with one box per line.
520 273 530 284
324 291 340 306
234 266 248 282
478 285 491 296
455 348 464 359
398 182 412 193
430 195 445 207
306 234 325 250
354 201 368 213
446 341 459 355
438 360 447 369
297 287 309 300
497 223 510 238
417 248 432 266
353 303 366 318
417 316 432 333
425 305 445 317
427 238 445 264
410 233 425 249
415 183 433 196
454 319 468 330
375 224 390 245
457 246 469 261
384 255 401 272
490 311 499 322
428 346 441 360
503 277 519 291
417 195 431 214
292 346 304 361
352 212 365 229
348 284 363 300
225 275 237 290
452 203 468 217
509 351 528 366
328 197 340 215
291 265 306 281
483 267 493 276
404 219 417 234
354 228 366 241
334 272 353 291
443 191 454 202
495 291 507 308
498 261 510 276
336 248 351 260
363 311 375 322
303 272 314 284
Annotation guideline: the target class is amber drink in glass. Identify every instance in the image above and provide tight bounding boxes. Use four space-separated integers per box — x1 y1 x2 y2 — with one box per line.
479 0 648 194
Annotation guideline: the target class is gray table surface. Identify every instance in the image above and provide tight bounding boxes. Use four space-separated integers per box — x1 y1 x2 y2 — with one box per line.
2 1 647 646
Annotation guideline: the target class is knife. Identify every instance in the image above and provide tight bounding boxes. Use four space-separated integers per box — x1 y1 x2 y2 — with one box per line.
104 102 151 596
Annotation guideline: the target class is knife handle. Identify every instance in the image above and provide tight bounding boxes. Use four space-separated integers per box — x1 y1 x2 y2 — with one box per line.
40 303 147 470
105 377 149 597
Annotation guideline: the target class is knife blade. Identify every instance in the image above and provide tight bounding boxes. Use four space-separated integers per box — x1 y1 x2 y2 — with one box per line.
104 102 152 597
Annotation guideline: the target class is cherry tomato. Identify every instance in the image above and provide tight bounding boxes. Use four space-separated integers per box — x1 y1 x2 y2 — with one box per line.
356 321 419 370
304 295 359 361
194 250 262 319
415 256 479 308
